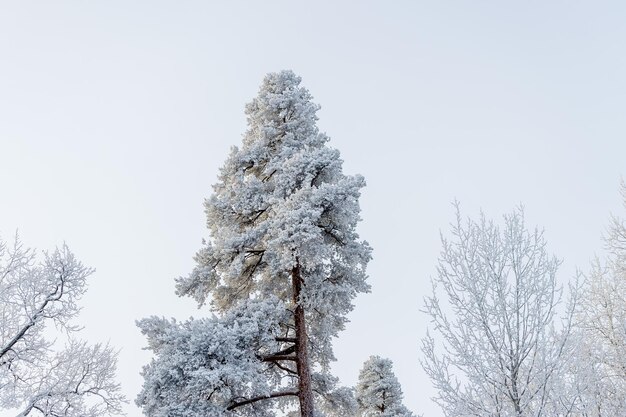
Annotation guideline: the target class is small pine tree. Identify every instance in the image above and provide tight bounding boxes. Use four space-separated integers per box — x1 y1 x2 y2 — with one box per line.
356 356 414 417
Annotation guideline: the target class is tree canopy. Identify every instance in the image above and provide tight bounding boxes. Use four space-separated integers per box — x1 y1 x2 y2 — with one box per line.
137 70 371 417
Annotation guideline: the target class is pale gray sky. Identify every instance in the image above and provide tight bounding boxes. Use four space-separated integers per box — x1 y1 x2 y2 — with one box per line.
1 2 625 416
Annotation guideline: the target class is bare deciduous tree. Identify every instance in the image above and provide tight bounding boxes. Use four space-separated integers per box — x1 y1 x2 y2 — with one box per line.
0 235 124 417
568 183 626 416
421 205 577 417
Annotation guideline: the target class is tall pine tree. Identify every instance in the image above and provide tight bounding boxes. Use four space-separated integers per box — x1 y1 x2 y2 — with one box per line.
137 70 371 417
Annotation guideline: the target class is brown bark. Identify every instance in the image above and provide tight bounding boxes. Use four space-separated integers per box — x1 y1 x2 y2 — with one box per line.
292 260 315 417
227 390 299 410
261 355 297 362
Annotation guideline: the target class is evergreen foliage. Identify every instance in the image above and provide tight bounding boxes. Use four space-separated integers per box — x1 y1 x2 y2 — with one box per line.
356 356 414 417
137 70 371 417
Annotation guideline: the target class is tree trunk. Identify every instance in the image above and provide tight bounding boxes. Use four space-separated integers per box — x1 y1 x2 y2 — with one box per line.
292 261 315 417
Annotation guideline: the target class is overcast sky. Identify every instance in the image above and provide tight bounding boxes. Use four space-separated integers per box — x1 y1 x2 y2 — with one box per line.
1 2 625 416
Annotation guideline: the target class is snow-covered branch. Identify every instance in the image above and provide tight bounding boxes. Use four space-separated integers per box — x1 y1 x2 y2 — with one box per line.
421 206 577 417
0 235 124 417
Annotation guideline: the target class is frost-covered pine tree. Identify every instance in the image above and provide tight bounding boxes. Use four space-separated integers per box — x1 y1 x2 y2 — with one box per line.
137 70 371 417
355 356 414 417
